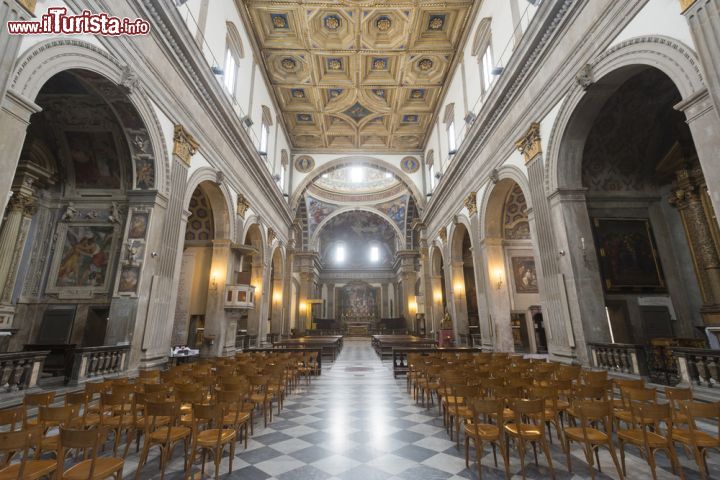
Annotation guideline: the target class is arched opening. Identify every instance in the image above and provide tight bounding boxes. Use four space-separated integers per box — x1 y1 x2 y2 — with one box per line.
484 179 540 353
172 181 231 355
450 223 479 344
0 69 158 378
559 66 716 350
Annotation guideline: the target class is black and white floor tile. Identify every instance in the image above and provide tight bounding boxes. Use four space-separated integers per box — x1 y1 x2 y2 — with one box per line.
117 339 718 480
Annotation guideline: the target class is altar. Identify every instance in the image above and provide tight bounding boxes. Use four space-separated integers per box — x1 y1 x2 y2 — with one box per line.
346 322 371 336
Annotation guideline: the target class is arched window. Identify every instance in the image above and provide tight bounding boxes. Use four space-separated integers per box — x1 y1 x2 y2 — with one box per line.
224 22 244 96
426 149 436 190
444 103 457 155
259 105 272 156
472 18 494 96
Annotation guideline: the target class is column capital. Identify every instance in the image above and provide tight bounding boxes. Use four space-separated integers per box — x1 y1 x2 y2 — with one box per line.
516 122 542 164
680 0 697 13
173 124 199 166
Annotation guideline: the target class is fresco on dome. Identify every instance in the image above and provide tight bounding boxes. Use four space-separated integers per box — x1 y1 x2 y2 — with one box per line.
318 211 397 267
376 195 408 232
314 165 399 194
306 196 338 237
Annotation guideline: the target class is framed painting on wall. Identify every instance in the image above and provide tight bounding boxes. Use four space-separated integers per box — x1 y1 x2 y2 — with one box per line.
47 223 118 294
592 217 667 293
511 256 539 294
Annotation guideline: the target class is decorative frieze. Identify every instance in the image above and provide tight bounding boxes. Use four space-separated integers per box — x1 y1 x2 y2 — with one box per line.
515 122 542 163
172 124 199 166
438 227 447 244
267 227 276 246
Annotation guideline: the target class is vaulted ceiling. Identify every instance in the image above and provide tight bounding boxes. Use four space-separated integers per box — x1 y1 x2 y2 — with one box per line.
242 0 475 152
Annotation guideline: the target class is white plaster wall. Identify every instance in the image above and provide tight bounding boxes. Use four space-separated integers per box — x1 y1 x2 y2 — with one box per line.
610 0 695 49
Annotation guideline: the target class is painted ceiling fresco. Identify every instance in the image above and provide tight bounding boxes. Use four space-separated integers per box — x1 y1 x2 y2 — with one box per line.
242 0 474 151
318 210 398 267
313 165 400 194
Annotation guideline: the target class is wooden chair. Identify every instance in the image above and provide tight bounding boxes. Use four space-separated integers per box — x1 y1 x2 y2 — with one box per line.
665 386 693 425
22 392 55 428
672 401 720 480
98 391 134 456
464 398 509 480
0 427 55 480
216 389 251 450
448 384 482 447
57 427 124 480
187 404 237 479
36 405 78 457
614 386 657 430
65 391 100 429
617 402 684 480
580 370 608 387
135 401 191 480
248 375 274 429
564 400 623 479
504 398 556 480
0 406 24 433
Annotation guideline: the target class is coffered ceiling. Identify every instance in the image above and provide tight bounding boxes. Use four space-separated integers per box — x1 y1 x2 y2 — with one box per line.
241 0 475 152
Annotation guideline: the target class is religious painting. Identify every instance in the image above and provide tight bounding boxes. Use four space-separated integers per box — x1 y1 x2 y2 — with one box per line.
118 265 140 293
294 155 315 173
592 218 667 293
128 212 149 239
338 283 378 319
134 157 155 189
53 225 115 288
64 130 121 190
511 256 539 294
401 156 420 173
305 196 337 237
376 195 408 232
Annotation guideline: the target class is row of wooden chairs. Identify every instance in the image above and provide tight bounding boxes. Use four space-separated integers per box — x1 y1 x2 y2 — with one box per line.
407 352 720 480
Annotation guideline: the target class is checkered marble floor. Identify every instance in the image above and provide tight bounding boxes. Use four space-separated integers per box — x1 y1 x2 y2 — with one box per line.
117 338 718 479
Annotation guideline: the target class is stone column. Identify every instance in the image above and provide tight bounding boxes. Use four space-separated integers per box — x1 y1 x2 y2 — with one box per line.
381 283 389 317
674 89 720 219
669 164 720 325
465 198 492 348
481 238 514 352
325 282 335 319
269 275 284 334
430 275 444 334
397 250 418 330
516 123 578 362
281 245 294 335
0 91 41 217
294 251 319 333
450 259 468 337
681 0 720 120
247 256 266 338
0 178 35 326
127 124 195 368
202 239 232 357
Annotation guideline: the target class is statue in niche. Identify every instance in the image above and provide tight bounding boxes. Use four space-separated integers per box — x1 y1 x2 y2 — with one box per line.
441 310 453 330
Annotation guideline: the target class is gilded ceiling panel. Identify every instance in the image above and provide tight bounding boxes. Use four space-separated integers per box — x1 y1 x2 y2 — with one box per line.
241 0 474 151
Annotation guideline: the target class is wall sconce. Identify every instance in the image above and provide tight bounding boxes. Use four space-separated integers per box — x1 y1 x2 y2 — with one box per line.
273 291 282 303
493 268 504 290
210 268 223 291
408 296 418 315
433 291 443 303
453 282 465 295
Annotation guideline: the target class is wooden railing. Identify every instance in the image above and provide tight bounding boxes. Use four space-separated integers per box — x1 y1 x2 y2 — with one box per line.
68 345 130 385
247 348 323 374
588 343 647 376
673 348 720 388
0 351 48 392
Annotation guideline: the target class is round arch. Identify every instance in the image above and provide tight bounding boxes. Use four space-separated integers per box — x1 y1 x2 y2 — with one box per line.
545 36 705 194
478 165 532 240
430 243 445 277
308 206 404 250
184 168 235 241
290 155 425 212
11 39 171 195
449 215 474 262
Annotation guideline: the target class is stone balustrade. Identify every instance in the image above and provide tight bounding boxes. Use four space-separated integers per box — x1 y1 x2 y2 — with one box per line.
673 348 720 388
0 350 47 392
69 345 130 385
588 343 647 376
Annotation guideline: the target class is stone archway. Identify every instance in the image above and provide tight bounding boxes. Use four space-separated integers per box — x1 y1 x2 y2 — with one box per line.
449 221 479 343
268 246 285 335
241 222 266 343
429 244 447 334
172 180 233 356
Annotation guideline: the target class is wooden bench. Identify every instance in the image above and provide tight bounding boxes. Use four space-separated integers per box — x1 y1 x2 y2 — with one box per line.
371 335 437 360
273 336 343 362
